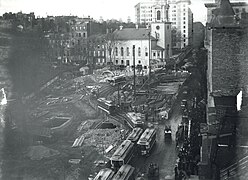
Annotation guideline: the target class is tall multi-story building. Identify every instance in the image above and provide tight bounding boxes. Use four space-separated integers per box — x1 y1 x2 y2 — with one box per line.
70 20 88 62
135 0 193 48
168 0 193 48
135 0 169 24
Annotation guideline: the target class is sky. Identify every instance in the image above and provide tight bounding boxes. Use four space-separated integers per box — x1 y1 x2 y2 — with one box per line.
0 0 217 24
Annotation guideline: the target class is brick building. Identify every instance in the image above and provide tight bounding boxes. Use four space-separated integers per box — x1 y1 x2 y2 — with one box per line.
200 0 248 179
45 17 106 64
87 34 107 68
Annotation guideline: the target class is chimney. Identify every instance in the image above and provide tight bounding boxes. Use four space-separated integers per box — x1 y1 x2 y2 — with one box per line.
135 24 139 29
119 25 123 30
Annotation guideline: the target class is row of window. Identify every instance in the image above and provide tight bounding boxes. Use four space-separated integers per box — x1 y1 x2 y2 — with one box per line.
113 47 148 57
141 18 152 21
142 14 152 17
234 8 246 14
90 48 165 57
142 10 152 13
89 51 105 57
71 26 86 30
171 4 186 8
140 6 152 9
116 59 130 65
115 59 147 67
112 47 166 58
72 32 86 38
71 40 81 46
96 58 105 63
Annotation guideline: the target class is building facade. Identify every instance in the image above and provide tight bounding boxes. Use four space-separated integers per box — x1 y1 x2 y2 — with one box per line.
69 20 88 62
135 0 193 48
105 22 172 71
45 17 106 64
168 0 193 48
200 0 248 179
87 34 107 68
135 1 169 24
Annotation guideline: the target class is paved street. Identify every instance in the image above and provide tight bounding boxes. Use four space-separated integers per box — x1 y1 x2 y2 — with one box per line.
130 102 183 179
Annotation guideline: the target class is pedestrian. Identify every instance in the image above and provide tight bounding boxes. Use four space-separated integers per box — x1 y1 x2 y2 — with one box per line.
178 170 184 180
178 161 183 171
174 165 178 180
176 138 179 148
196 162 199 175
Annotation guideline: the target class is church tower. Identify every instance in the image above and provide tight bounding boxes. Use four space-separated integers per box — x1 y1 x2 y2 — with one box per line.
152 0 169 22
151 21 172 58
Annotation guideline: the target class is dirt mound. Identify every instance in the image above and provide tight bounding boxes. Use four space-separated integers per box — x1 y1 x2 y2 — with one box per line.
27 145 60 160
74 75 96 84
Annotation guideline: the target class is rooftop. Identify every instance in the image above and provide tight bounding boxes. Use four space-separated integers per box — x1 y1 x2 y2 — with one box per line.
205 1 248 8
113 28 156 41
151 41 164 50
210 0 240 27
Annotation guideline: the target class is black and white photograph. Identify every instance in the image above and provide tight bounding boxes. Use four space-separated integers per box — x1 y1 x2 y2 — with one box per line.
0 0 248 179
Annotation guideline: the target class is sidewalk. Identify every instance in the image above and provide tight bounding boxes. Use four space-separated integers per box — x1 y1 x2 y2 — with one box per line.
164 175 199 180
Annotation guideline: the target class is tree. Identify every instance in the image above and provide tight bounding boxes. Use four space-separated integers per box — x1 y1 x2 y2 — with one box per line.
171 28 184 48
105 31 119 67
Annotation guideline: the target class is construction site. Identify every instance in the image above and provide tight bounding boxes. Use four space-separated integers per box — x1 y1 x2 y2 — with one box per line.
0 24 206 180
22 63 192 179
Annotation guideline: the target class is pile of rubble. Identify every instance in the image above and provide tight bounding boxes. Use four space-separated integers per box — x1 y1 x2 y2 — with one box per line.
83 128 122 156
76 120 98 133
74 75 96 85
26 145 60 160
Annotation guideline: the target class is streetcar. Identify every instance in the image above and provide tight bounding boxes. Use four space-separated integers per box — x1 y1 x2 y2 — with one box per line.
108 75 126 86
164 125 172 140
93 168 115 180
126 112 145 129
112 164 135 180
126 127 144 144
110 140 135 170
97 98 116 115
137 128 156 156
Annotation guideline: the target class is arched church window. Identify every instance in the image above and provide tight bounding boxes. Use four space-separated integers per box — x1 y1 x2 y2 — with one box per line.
157 10 161 21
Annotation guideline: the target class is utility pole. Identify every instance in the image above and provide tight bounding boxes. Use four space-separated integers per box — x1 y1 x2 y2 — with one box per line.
161 50 164 68
148 31 152 94
133 45 136 97
118 83 120 106
148 32 151 81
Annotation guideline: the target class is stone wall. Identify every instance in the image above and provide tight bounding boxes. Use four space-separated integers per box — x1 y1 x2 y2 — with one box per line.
212 28 241 96
239 29 248 91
